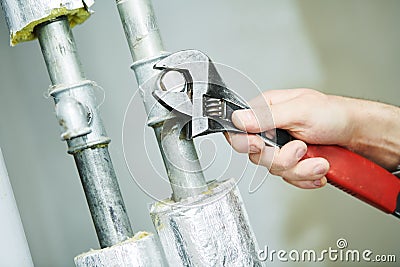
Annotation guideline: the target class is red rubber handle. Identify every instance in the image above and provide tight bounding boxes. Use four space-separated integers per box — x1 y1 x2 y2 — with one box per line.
304 145 400 214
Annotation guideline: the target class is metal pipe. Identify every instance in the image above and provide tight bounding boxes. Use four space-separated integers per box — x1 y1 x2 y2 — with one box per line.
74 147 133 247
0 149 34 267
36 18 85 85
116 0 163 62
116 5 263 265
35 16 133 248
117 0 207 201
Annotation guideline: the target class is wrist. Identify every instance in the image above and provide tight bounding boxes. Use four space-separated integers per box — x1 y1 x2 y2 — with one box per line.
342 97 366 149
342 98 400 170
328 95 357 148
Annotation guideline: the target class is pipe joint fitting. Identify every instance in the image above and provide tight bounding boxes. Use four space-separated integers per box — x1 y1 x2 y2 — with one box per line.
55 96 92 140
49 80 111 154
130 55 176 127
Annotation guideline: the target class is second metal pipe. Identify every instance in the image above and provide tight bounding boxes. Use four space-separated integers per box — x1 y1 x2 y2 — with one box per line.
35 17 133 248
117 0 207 201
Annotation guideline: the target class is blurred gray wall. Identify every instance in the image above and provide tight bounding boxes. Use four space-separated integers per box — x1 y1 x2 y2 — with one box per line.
0 0 399 266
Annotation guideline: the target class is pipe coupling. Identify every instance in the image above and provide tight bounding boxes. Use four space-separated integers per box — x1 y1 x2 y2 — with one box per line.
130 55 175 127
49 80 110 154
55 97 92 140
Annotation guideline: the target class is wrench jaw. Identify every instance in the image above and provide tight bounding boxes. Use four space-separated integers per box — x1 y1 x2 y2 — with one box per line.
206 63 249 110
152 90 193 117
153 50 212 138
153 50 210 139
152 50 254 138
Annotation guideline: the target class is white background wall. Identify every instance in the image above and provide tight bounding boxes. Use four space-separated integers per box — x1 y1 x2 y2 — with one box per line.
0 0 399 266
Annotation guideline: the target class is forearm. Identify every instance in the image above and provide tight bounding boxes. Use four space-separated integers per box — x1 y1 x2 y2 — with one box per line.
344 97 400 170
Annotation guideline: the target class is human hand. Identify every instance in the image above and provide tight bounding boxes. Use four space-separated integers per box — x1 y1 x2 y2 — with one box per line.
226 88 356 189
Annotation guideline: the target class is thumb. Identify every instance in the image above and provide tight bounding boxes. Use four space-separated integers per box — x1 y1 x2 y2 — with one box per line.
232 99 296 132
232 107 275 133
269 99 302 129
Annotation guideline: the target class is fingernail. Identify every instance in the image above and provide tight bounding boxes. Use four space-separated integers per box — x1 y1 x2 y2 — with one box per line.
249 145 261 154
296 147 306 159
313 164 327 175
313 179 322 186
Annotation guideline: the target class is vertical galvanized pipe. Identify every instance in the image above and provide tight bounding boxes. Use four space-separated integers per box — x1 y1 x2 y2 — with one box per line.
0 149 34 267
117 0 207 201
115 3 264 266
35 17 133 248
72 147 133 247
116 0 163 62
35 19 85 84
